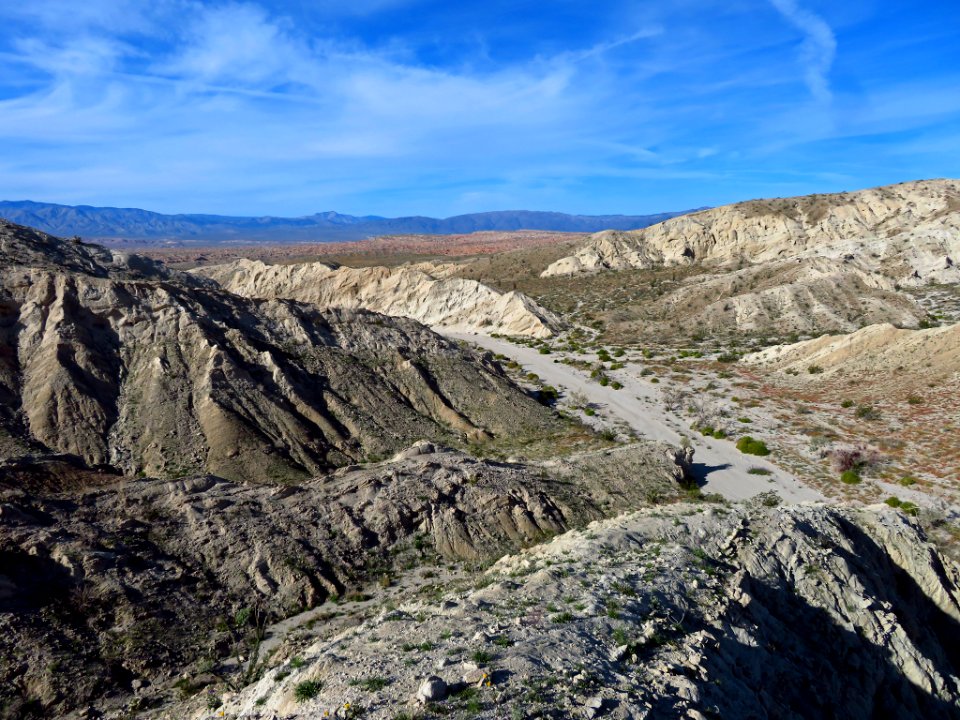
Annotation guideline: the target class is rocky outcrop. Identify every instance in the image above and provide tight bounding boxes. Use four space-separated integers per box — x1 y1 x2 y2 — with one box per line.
658 257 925 334
0 220 560 483
542 179 960 286
744 321 960 382
197 502 960 720
0 441 686 718
195 258 562 338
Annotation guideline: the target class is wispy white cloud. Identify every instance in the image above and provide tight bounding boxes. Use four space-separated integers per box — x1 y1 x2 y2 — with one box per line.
0 0 954 216
768 0 837 102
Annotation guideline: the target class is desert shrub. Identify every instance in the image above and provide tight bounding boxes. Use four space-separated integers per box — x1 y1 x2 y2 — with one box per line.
899 475 918 486
807 365 823 374
855 404 880 421
885 496 919 515
737 417 752 423
716 352 740 363
756 491 781 507
350 676 390 692
610 381 623 390
840 470 861 485
471 650 493 664
736 436 770 456
598 376 610 387
906 395 924 405
747 466 772 475
538 385 560 405
828 445 880 473
294 680 323 703
538 346 551 354
840 399 854 408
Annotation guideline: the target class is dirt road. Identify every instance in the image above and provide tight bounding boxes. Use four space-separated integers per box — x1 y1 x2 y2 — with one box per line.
445 331 824 503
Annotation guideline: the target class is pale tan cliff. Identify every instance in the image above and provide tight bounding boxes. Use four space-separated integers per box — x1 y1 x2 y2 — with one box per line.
543 179 960 285
743 321 960 382
196 258 562 338
0 220 561 483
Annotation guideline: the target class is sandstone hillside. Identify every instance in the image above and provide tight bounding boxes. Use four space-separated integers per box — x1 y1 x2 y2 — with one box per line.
184 501 960 720
0 220 561 484
655 257 924 334
542 179 960 285
743 321 960 384
0 441 687 718
195 259 561 338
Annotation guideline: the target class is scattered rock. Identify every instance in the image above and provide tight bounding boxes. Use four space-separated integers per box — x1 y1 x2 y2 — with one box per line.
416 676 447 703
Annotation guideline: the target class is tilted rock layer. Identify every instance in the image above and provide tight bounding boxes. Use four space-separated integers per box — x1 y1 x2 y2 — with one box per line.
744 321 960 382
187 502 960 720
196 258 562 338
656 257 924 334
0 220 559 483
0 442 684 718
543 178 960 285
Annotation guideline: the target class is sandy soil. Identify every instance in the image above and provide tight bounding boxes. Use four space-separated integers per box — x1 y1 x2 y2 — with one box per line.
443 331 824 503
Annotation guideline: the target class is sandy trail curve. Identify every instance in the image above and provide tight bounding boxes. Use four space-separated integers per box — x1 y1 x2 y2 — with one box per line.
443 331 824 503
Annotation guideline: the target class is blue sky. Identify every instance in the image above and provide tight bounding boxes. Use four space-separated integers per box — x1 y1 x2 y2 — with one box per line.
0 0 957 217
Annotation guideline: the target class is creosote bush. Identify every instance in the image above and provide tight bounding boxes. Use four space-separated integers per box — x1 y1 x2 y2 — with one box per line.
885 496 919 515
840 469 861 485
736 436 770 456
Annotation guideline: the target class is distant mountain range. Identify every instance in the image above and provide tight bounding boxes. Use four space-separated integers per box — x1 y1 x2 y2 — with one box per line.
0 200 701 246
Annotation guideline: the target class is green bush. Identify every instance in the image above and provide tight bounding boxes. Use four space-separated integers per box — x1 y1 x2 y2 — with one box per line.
898 475 918 486
471 650 493 665
538 385 560 405
807 365 823 374
840 399 854 408
736 436 770 456
294 680 323 703
885 496 919 515
855 404 880 421
840 469 861 485
712 429 727 439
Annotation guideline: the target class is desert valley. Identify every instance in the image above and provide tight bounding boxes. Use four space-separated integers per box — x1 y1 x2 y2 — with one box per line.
1 178 959 720
2 1 959 718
